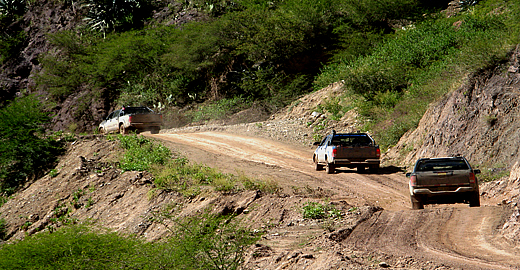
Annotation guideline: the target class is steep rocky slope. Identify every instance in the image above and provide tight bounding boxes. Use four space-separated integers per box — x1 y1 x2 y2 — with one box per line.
385 45 520 170
0 0 83 102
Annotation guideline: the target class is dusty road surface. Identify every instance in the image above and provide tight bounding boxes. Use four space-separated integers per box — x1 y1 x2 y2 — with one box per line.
150 131 520 270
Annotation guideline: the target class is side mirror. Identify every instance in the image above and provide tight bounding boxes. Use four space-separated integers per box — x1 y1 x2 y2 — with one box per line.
313 141 320 146
473 169 481 174
405 172 411 177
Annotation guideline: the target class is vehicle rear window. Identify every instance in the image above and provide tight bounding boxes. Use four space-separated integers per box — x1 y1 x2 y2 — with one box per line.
331 134 372 146
416 159 469 171
122 107 152 115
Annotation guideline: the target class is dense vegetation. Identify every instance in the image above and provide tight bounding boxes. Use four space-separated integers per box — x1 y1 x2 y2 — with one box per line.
0 96 64 197
0 1 518 144
24 0 518 149
316 0 520 148
0 214 259 269
32 0 443 119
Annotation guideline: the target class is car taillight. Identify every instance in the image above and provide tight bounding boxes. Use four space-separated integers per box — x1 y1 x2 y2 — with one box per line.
376 147 380 158
128 116 132 122
469 172 476 184
332 147 337 157
410 175 417 187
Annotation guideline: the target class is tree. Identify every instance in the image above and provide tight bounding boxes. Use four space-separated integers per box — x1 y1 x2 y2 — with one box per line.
0 95 64 194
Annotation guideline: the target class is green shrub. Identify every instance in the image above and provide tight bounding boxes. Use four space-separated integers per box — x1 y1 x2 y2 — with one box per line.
153 157 237 197
477 166 510 183
241 176 281 194
301 201 341 219
0 215 259 269
152 157 281 197
315 1 520 149
152 208 260 270
0 29 25 64
188 97 252 123
0 224 158 269
0 96 65 195
117 134 171 172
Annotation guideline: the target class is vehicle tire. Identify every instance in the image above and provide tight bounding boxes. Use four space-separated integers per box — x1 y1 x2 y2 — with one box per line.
469 192 480 207
357 166 366 173
99 127 105 134
411 195 424 210
315 162 324 171
326 163 335 174
151 127 160 134
314 156 324 171
119 125 127 135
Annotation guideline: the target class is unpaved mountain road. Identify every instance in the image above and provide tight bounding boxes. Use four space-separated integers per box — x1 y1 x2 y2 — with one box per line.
149 131 520 270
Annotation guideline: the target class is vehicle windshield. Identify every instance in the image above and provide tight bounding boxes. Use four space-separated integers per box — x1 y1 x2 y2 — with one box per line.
122 107 152 115
416 159 469 171
331 134 372 146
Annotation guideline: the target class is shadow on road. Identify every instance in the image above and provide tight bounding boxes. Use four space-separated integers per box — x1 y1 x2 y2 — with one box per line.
334 165 406 175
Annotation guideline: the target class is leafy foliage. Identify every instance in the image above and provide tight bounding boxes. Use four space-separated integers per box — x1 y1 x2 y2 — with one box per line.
153 157 238 197
0 213 259 269
0 224 157 269
117 134 171 172
37 0 430 119
188 96 252 123
33 0 520 147
114 134 276 196
301 201 341 219
0 96 64 195
83 0 155 34
152 207 260 270
0 0 25 17
316 0 520 149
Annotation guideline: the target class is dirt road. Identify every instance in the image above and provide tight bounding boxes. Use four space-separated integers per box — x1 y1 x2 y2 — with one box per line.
150 131 520 270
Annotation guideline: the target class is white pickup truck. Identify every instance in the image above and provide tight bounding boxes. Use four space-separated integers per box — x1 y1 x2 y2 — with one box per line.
99 106 162 134
313 131 380 174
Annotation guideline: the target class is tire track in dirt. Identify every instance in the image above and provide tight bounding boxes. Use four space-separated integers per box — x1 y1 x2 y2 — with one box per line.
347 206 520 269
149 131 518 269
151 132 408 210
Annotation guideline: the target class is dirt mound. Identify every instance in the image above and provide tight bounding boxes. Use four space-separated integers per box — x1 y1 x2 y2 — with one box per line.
271 81 360 135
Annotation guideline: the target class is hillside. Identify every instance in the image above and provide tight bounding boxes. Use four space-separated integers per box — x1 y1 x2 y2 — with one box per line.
385 45 520 170
1 61 520 268
1 0 520 269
